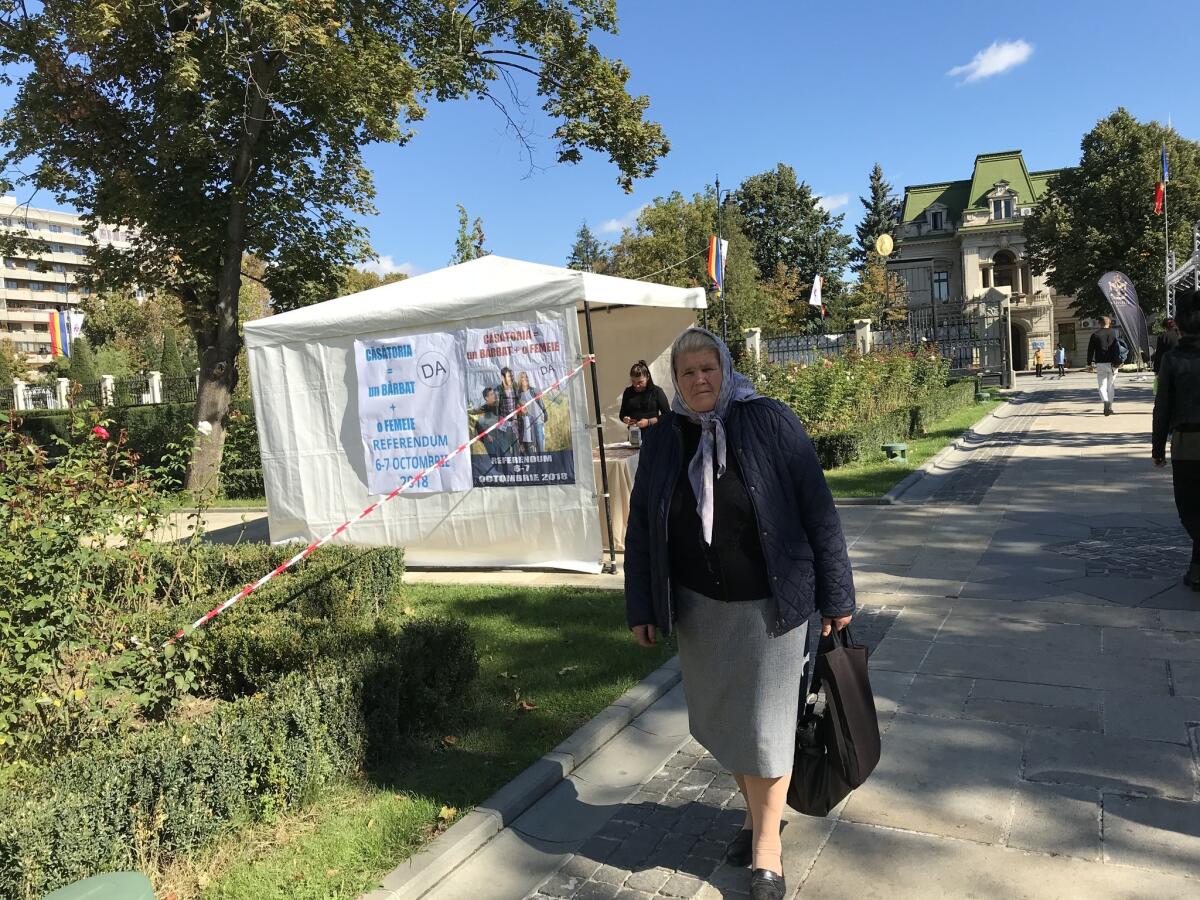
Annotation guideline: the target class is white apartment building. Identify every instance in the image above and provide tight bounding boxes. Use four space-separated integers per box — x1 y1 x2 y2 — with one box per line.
0 196 132 370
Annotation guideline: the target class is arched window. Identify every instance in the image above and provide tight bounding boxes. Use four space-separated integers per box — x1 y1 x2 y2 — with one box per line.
992 250 1018 288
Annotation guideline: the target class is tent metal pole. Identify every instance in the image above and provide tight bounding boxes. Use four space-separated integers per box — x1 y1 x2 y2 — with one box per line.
583 298 618 574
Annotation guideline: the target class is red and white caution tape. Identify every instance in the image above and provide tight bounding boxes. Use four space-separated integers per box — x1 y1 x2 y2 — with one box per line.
167 355 596 645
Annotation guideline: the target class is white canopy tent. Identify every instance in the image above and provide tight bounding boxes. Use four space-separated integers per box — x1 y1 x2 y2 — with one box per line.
244 255 705 573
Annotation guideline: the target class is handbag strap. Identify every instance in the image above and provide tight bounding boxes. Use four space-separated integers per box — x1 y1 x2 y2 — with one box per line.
799 625 855 720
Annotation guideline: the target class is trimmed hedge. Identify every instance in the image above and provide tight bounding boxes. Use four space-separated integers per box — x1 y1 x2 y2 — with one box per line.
0 616 478 899
11 401 263 497
809 378 978 469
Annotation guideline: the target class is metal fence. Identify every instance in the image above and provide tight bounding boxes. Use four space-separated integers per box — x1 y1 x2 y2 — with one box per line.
764 331 856 365
111 375 151 408
23 384 59 409
871 307 1007 382
71 381 105 407
161 375 198 404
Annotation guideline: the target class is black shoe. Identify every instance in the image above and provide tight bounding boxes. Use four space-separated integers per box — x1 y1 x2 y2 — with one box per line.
750 868 786 900
1184 565 1200 591
1103 403 1112 416
725 828 753 867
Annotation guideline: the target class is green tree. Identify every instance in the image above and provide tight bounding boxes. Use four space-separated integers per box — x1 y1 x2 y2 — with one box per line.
834 252 907 330
451 204 489 265
67 336 98 385
1025 108 1200 318
94 344 133 378
607 189 770 345
0 2 669 492
851 163 900 274
0 339 28 383
159 328 186 378
734 164 853 316
567 220 607 271
339 266 408 297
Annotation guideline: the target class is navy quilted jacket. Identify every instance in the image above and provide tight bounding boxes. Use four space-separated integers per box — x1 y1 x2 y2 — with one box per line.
624 397 855 637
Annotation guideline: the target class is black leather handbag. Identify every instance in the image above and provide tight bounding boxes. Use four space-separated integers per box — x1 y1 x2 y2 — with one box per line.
786 627 881 817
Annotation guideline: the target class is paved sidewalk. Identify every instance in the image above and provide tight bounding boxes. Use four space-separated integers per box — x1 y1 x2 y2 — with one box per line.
388 373 1200 899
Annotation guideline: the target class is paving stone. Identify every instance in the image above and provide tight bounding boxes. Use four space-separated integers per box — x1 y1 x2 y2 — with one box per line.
935 615 1103 655
691 838 725 861
1102 627 1200 661
613 891 654 900
576 835 620 863
560 856 602 881
623 867 671 893
513 776 634 842
1103 693 1200 744
539 871 587 898
840 714 1024 842
573 881 621 900
1023 727 1196 799
605 834 655 871
970 678 1101 710
590 864 627 886
698 786 735 806
596 820 638 842
864 636 931 672
1006 782 1100 860
660 873 705 898
421 828 570 900
804 819 1198 899
1103 794 1200 879
965 696 1101 731
1172 660 1200 697
900 673 972 717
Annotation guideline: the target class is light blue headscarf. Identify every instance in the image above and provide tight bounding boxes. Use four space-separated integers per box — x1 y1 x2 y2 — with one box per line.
670 328 758 545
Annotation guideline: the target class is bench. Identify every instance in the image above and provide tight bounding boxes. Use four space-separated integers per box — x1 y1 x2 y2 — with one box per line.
882 442 908 462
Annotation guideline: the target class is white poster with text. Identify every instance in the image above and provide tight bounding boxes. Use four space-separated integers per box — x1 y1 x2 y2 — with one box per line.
354 331 471 495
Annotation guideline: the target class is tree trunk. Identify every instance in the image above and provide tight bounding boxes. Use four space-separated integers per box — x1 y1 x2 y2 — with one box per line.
183 52 281 496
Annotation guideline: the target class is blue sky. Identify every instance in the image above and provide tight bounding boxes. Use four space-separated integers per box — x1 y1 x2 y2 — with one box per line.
6 1 1196 278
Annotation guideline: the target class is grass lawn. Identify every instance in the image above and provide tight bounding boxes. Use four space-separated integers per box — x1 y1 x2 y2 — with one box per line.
824 399 1003 499
161 582 674 900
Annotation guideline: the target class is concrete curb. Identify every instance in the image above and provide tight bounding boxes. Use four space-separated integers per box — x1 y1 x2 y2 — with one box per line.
364 657 683 900
883 394 1020 505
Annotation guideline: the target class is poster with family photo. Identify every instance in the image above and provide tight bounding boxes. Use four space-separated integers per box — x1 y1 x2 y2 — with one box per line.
463 321 575 487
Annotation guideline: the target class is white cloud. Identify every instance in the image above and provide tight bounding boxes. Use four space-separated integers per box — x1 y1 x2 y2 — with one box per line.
947 39 1034 84
816 193 850 213
600 204 647 234
362 254 418 277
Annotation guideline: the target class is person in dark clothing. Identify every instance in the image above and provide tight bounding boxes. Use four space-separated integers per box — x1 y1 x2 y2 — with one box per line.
1152 290 1200 590
1154 317 1181 375
619 359 671 431
625 328 854 900
1087 317 1122 415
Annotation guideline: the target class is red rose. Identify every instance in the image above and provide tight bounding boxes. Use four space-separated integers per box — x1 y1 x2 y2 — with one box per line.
92 426 110 440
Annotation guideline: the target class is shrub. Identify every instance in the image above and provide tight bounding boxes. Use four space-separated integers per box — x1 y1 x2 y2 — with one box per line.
808 378 979 469
0 616 477 900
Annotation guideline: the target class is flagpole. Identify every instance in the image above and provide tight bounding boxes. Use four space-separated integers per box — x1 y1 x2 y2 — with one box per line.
716 174 727 343
1163 141 1172 319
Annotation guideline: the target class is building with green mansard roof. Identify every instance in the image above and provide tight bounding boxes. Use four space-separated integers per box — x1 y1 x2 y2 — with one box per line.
888 150 1091 370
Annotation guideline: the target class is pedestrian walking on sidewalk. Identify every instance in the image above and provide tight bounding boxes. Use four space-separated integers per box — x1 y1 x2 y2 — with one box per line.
1152 290 1200 590
1034 346 1045 378
1154 317 1181 376
1087 316 1122 415
625 327 856 900
1055 343 1067 378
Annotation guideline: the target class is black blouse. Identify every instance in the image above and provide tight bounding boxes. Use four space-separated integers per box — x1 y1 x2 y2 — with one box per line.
668 420 772 603
619 384 671 424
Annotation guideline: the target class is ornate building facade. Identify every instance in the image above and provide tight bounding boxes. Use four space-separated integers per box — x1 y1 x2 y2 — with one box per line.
887 150 1086 368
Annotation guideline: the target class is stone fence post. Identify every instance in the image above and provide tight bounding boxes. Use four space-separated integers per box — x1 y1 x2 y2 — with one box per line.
744 327 763 362
13 379 27 410
148 371 163 404
854 319 873 355
100 374 115 407
55 377 70 408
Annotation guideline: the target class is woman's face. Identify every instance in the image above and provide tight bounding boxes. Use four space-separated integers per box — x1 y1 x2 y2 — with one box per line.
675 349 722 413
502 370 513 387
518 374 530 392
631 374 649 391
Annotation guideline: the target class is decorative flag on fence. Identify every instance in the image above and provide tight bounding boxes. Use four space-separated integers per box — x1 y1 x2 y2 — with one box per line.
47 311 72 357
1154 142 1168 215
808 275 824 315
707 235 728 294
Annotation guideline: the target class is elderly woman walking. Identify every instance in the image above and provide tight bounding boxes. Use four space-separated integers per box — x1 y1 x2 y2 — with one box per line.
625 328 855 900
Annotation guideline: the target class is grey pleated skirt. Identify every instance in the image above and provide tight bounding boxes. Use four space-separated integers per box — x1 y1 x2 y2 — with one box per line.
674 585 808 778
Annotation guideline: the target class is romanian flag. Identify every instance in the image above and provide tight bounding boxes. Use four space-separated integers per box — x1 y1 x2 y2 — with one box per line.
706 235 728 294
48 311 71 357
1154 142 1168 215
